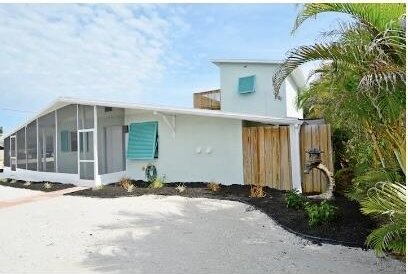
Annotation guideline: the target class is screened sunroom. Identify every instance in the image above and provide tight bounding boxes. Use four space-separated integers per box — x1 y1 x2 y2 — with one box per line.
3 104 126 186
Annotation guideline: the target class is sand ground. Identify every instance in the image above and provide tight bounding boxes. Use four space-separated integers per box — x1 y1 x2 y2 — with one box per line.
0 185 404 274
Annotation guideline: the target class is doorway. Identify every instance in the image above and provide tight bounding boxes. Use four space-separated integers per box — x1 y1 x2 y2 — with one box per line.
79 130 95 180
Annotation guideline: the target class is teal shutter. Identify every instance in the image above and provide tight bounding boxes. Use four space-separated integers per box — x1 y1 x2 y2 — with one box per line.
61 130 69 152
127 121 158 160
238 75 256 93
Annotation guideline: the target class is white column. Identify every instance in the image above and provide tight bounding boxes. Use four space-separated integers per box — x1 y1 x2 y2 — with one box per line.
289 123 302 192
25 126 27 169
76 104 80 180
55 111 58 173
36 119 39 171
93 105 100 186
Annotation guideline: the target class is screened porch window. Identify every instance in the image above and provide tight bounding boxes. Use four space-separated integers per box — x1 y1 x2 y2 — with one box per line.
57 104 78 174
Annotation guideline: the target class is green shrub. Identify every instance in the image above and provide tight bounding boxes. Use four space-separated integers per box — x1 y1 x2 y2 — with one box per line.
285 190 306 209
334 168 354 196
149 175 166 189
305 201 337 226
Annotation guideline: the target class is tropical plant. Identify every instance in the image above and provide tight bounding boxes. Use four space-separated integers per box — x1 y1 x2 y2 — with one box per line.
361 182 406 255
305 201 337 226
149 175 166 189
273 3 405 254
207 181 221 192
118 177 133 191
285 189 306 209
175 183 187 193
249 185 266 198
274 3 406 174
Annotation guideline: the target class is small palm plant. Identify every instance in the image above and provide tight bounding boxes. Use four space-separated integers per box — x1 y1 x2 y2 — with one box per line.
149 175 166 189
361 182 406 256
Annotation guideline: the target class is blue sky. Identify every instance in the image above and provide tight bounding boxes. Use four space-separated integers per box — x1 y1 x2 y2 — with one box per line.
0 4 348 133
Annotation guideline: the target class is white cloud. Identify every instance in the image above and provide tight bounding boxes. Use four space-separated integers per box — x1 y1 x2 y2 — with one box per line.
0 4 188 113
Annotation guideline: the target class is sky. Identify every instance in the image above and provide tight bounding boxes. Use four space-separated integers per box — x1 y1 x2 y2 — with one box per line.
0 4 349 133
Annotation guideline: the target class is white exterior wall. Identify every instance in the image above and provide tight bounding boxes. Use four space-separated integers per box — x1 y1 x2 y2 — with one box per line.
218 63 286 117
285 77 303 119
125 110 244 185
217 62 303 119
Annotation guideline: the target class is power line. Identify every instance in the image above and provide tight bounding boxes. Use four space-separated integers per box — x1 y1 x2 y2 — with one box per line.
1 107 35 114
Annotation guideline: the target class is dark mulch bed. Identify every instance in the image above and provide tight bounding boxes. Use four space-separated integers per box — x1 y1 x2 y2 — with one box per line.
0 179 75 192
68 181 375 248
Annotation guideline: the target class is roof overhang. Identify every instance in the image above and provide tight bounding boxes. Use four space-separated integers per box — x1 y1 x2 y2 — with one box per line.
4 97 302 139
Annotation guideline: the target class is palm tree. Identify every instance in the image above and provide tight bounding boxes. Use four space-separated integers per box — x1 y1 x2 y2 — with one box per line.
273 3 406 255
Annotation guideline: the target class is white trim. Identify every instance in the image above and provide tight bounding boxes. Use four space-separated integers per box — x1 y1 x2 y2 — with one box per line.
4 97 301 138
78 160 94 163
36 119 39 171
78 128 94 133
24 126 27 169
93 105 100 186
55 110 58 173
289 124 302 193
2 167 91 186
212 59 283 65
76 104 80 179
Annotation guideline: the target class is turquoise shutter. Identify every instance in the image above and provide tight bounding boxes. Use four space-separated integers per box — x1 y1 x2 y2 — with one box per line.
61 130 69 152
238 75 256 93
127 121 158 160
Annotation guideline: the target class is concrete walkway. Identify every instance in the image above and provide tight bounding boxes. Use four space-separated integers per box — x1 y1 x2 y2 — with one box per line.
0 186 87 209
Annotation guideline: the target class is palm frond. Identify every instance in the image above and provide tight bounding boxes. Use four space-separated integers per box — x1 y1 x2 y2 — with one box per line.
361 182 406 255
361 182 405 216
293 3 405 34
366 219 406 256
273 43 362 97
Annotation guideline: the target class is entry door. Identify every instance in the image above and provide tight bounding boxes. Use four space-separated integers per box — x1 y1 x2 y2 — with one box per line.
79 130 95 180
105 126 124 173
10 136 16 171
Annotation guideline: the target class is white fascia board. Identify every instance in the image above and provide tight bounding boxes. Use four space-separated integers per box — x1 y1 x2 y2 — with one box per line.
4 97 302 138
211 59 284 66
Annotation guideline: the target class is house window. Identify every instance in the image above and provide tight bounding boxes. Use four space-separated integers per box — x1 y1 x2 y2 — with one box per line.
60 130 78 152
127 121 158 160
238 75 256 94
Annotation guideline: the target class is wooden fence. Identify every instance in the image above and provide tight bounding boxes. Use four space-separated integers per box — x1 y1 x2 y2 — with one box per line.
300 124 334 193
242 123 333 193
242 126 292 190
193 89 221 110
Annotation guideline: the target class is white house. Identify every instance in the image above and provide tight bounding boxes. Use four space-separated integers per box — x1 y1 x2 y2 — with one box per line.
3 60 308 191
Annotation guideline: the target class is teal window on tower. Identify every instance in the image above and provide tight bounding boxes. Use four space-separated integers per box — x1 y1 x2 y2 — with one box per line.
238 75 256 93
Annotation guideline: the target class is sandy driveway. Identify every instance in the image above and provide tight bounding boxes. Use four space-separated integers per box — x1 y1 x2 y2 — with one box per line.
0 186 404 274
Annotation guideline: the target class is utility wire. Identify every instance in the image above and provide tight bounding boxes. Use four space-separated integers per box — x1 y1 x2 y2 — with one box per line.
1 107 35 114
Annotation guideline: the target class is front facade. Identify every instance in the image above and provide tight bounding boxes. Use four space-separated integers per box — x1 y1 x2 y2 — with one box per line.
3 60 306 191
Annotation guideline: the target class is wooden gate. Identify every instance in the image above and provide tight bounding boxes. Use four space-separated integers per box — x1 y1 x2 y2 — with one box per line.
242 123 334 193
242 126 292 190
300 124 334 193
